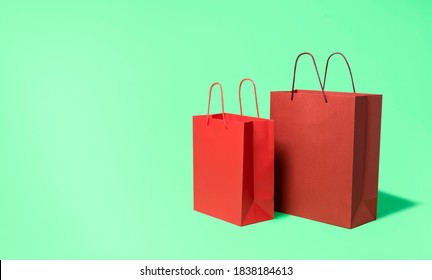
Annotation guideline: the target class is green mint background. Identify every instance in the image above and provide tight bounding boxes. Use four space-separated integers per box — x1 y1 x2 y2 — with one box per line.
0 0 431 259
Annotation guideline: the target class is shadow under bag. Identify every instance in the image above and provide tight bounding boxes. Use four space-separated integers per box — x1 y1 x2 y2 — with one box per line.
271 53 382 228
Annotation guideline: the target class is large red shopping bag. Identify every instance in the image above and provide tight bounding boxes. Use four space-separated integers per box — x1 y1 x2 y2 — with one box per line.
270 53 382 228
193 79 274 226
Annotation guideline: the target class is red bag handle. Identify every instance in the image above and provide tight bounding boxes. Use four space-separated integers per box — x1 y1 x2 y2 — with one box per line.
238 78 260 118
323 52 356 93
207 82 227 128
291 52 328 103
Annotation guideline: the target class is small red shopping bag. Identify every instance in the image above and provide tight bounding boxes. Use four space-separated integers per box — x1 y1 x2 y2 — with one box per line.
193 79 274 226
271 53 382 228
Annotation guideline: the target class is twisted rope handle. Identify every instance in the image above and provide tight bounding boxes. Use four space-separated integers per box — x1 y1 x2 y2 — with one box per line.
323 52 356 93
238 78 260 118
291 52 327 103
206 82 227 128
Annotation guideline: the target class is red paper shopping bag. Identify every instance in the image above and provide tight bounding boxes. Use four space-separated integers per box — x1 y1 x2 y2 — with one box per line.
193 79 274 226
270 53 382 228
